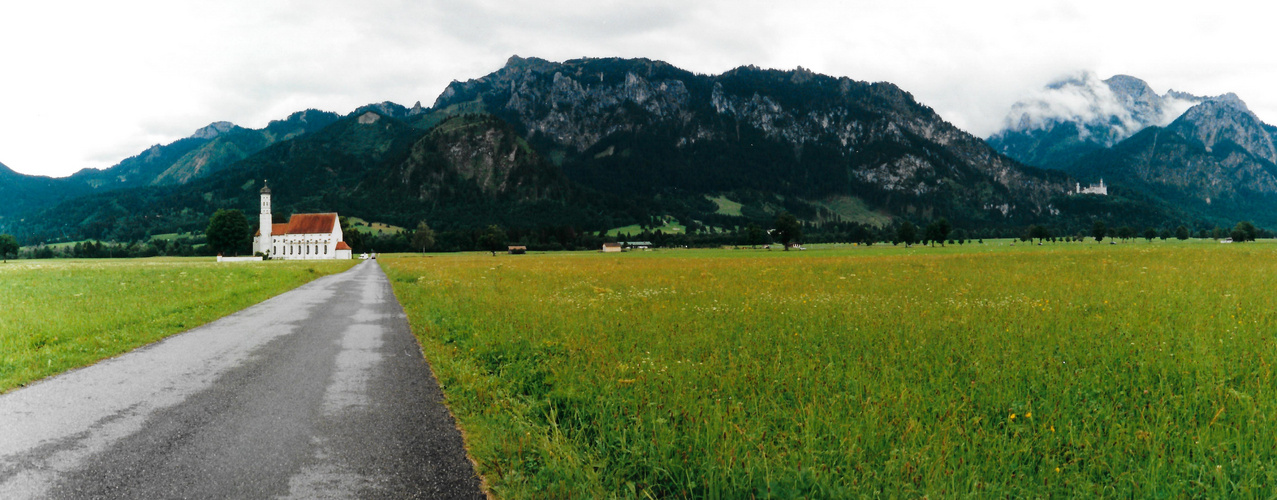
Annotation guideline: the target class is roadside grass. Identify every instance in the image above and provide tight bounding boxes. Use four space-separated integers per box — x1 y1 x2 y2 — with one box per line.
382 242 1277 497
0 257 356 392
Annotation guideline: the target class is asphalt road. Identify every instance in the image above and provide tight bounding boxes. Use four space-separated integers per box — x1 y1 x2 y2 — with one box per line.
0 260 484 499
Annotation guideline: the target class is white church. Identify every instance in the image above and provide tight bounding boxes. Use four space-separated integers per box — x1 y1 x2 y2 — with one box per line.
253 183 352 260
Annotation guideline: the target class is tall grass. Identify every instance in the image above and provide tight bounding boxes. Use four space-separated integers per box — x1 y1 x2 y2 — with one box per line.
0 257 356 392
384 242 1277 497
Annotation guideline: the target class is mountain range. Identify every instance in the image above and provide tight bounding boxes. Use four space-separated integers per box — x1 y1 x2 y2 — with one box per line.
2 58 1270 246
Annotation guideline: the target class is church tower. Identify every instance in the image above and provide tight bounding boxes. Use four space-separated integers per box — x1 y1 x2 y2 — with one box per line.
258 182 272 255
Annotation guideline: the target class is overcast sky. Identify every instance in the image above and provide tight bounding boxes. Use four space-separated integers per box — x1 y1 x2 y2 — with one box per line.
3 0 1275 178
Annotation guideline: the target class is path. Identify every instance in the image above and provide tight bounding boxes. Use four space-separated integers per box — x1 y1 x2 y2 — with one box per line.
0 260 484 499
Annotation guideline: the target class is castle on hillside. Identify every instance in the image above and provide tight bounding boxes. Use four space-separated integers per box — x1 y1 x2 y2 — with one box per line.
1072 179 1108 196
252 183 352 259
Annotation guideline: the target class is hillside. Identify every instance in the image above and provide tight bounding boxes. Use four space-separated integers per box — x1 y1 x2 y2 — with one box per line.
432 56 1072 228
10 112 612 243
0 161 92 223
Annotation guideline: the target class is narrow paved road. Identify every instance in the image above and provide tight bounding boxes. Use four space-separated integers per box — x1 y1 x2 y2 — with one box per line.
0 260 484 499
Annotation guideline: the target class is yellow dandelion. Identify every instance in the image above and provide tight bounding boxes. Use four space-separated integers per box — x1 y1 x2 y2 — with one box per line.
1026 412 1032 418
1009 413 1016 420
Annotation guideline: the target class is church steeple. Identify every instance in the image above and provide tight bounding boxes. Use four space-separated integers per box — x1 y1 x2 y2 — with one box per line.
258 181 273 255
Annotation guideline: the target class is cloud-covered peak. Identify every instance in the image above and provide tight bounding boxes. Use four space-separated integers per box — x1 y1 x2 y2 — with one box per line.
995 71 1206 147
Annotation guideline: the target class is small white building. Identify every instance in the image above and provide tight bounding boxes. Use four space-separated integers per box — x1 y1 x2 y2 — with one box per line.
252 183 351 260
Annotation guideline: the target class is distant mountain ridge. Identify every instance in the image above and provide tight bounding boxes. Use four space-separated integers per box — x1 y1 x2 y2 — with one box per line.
0 110 342 223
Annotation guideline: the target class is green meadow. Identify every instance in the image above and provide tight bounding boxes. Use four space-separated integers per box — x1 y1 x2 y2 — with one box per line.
0 257 356 392
382 241 1277 498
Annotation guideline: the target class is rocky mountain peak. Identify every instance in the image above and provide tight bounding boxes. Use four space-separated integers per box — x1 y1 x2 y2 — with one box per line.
192 121 235 139
1103 75 1157 101
1169 93 1277 163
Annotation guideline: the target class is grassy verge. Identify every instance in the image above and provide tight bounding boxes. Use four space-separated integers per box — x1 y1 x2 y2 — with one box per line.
382 243 1277 497
0 257 357 392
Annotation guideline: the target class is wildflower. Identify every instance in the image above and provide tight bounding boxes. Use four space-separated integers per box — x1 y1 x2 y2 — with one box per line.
1025 412 1032 418
1009 413 1016 421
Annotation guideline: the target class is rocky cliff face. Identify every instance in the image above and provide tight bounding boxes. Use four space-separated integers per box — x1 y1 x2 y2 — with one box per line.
988 72 1205 170
434 56 1068 222
393 114 563 201
1166 94 1277 164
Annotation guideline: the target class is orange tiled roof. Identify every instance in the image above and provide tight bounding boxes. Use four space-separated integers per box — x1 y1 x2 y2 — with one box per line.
335 241 351 250
255 214 339 236
284 213 338 235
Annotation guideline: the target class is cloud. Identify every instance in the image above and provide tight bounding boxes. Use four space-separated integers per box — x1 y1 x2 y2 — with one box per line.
996 71 1214 145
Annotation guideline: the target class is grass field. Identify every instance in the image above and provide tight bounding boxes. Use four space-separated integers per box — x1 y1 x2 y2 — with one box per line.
0 257 356 392
382 242 1277 497
344 216 406 235
608 216 687 237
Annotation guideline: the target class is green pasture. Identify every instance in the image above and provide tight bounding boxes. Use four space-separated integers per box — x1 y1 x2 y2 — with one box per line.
607 217 687 237
0 257 356 392
382 241 1277 497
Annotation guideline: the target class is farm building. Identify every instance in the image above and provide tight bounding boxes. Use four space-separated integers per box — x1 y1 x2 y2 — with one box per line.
252 183 352 260
507 245 527 254
602 242 622 253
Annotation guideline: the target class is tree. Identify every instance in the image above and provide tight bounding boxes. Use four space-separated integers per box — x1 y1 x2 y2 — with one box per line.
206 209 251 256
773 212 802 250
1175 225 1190 240
1028 224 1050 243
411 221 436 253
1144 227 1157 242
743 223 768 248
1092 221 1106 242
924 218 951 247
478 225 507 256
0 234 18 263
1234 221 1258 242
339 217 366 253
897 221 918 247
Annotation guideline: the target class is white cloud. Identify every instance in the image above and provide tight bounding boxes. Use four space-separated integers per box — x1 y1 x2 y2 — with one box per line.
1 0 1276 177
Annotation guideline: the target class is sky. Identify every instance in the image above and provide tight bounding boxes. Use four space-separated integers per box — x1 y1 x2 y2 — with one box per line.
3 0 1276 178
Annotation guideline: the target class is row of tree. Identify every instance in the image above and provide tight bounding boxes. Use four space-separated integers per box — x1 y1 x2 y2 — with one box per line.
6 210 1272 262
